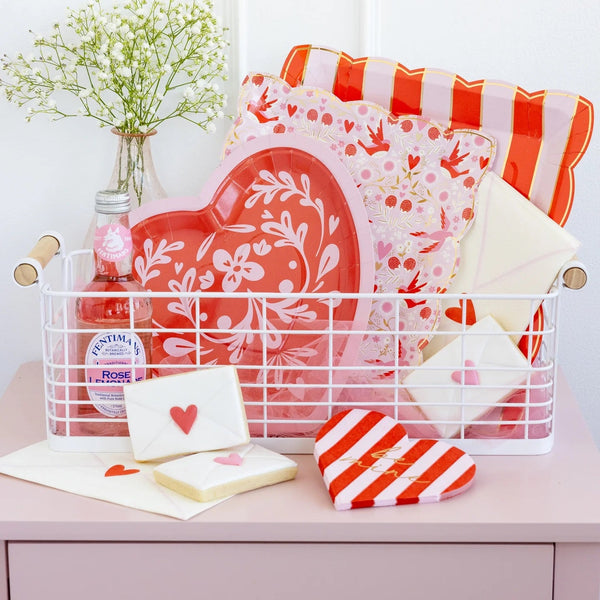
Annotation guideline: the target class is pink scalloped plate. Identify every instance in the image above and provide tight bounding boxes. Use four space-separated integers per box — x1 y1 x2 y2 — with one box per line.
130 134 374 437
224 73 495 370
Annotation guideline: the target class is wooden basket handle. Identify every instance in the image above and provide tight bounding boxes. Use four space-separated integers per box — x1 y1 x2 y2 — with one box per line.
561 260 588 290
13 233 62 287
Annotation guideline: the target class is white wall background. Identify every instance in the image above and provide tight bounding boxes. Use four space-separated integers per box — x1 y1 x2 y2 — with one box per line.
1 0 598 446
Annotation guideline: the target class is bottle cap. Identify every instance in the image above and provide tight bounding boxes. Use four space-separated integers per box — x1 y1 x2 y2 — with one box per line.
95 189 131 214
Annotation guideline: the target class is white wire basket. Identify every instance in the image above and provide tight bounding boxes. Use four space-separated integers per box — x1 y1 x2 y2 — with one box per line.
14 232 587 456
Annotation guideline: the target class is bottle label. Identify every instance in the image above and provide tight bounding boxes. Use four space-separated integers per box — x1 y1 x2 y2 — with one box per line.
94 223 132 262
84 331 147 417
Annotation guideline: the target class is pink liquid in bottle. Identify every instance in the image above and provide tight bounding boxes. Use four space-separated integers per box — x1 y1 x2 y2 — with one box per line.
73 190 152 437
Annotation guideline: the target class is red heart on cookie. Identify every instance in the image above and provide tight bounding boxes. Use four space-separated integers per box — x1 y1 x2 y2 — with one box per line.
170 404 198 435
314 409 476 510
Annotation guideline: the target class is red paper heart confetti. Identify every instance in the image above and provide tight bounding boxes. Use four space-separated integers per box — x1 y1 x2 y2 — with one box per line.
170 405 198 435
314 409 476 510
407 154 420 170
214 453 243 466
104 464 141 477
445 297 476 326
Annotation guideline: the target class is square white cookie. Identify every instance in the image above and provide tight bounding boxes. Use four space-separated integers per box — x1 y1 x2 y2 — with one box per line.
154 443 298 502
124 366 250 461
405 315 530 438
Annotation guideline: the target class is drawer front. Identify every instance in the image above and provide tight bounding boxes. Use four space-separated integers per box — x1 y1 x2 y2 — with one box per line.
8 541 553 600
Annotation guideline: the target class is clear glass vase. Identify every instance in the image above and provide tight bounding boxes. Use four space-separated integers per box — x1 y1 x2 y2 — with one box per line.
107 128 167 207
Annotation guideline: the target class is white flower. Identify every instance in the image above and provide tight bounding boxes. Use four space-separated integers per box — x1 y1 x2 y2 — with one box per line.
183 85 196 100
0 0 229 133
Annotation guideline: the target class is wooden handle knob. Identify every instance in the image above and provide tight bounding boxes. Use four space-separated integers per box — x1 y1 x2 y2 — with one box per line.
13 234 61 286
562 265 587 290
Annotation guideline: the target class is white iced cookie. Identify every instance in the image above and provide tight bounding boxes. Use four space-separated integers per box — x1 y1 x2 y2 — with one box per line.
154 443 298 502
404 315 530 438
124 366 250 462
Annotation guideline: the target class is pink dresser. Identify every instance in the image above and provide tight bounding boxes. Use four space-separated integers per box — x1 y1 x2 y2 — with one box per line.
1 362 599 600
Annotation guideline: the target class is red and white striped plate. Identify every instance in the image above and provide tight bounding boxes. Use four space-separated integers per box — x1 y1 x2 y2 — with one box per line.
281 45 594 227
314 409 476 510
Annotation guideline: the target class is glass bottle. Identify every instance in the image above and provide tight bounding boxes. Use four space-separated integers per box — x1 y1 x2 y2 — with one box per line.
75 129 167 287
75 189 152 437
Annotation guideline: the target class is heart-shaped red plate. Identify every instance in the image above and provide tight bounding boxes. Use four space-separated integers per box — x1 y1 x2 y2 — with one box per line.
130 134 374 434
314 409 476 510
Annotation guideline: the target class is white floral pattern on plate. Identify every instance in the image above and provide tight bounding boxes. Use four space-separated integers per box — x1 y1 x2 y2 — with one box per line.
130 134 374 436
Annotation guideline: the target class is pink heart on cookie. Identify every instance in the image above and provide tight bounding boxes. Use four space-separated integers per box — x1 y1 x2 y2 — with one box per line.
314 409 476 510
214 452 243 466
451 360 480 386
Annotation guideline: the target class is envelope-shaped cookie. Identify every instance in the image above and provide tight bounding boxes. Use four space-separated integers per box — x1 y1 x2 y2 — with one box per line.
154 443 298 502
124 366 250 462
424 172 580 358
404 315 531 438
0 441 228 520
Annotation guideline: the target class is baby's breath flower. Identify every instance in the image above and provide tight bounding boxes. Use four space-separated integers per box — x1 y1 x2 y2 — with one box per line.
0 0 228 133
